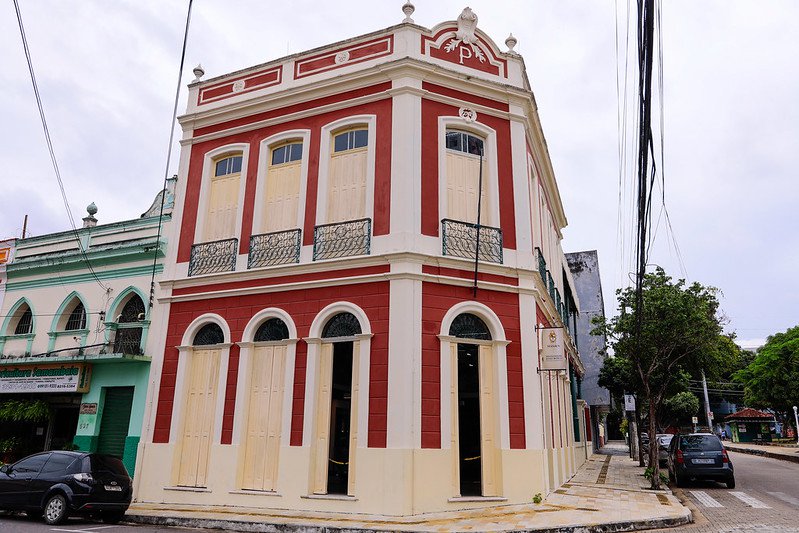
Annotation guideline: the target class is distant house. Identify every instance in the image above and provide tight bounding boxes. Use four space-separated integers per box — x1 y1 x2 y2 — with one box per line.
725 408 776 443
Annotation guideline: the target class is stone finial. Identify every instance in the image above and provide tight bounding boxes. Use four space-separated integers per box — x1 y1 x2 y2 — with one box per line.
505 33 518 53
83 202 98 228
192 64 205 82
402 1 415 23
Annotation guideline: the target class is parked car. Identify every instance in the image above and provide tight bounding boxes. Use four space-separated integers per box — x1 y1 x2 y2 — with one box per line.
0 451 131 525
667 433 734 488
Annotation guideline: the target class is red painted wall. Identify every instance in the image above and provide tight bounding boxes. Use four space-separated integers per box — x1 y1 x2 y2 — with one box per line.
177 92 393 263
420 282 525 449
152 281 390 448
419 94 516 249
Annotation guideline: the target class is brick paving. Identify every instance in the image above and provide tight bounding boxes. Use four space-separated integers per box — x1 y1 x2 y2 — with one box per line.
128 441 691 532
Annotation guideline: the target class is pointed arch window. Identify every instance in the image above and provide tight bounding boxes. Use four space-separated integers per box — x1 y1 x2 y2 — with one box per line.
193 323 225 346
14 308 33 335
65 302 87 331
321 312 362 338
113 294 146 355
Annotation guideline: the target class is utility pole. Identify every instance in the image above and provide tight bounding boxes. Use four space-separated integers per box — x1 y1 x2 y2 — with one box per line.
22 214 28 238
701 370 712 431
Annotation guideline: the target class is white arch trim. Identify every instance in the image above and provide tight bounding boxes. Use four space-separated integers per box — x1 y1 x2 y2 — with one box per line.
193 142 251 245
439 301 507 342
241 307 298 342
315 114 377 225
437 116 501 228
253 130 312 236
180 313 232 346
308 301 372 339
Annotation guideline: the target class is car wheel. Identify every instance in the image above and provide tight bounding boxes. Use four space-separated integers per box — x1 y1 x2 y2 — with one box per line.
726 477 735 489
101 510 125 524
43 494 68 525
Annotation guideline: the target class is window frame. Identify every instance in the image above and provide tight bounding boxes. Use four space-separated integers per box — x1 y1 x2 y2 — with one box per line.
315 115 377 227
437 117 500 227
193 143 250 247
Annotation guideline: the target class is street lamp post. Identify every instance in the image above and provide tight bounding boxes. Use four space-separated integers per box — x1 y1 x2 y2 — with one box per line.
793 406 798 446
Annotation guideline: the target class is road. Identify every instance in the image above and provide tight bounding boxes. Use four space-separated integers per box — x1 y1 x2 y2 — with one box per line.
0 515 187 533
654 450 799 533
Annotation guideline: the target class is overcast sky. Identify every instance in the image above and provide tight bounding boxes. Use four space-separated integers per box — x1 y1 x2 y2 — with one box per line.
1 1 796 348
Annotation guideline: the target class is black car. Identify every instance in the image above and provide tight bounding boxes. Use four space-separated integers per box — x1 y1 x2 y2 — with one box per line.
667 433 735 488
0 451 131 525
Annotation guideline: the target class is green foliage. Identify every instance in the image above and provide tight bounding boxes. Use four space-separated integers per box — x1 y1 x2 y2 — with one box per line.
662 391 700 427
735 326 799 425
0 437 21 453
532 492 543 504
619 417 629 436
0 399 50 422
644 466 669 485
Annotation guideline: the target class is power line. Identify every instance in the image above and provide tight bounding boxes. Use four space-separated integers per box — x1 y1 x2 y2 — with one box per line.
12 0 108 293
149 0 195 310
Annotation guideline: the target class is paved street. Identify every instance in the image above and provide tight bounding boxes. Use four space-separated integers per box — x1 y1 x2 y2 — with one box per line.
653 450 799 533
0 514 187 533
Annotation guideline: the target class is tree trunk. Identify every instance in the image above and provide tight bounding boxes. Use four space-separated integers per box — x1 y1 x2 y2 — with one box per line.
648 398 661 490
634 401 645 466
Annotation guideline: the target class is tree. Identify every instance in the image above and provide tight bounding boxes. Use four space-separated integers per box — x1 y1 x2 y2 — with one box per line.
735 326 799 431
593 268 723 489
661 391 700 428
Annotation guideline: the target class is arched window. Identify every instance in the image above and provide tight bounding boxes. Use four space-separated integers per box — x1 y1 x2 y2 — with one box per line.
321 312 362 338
113 294 146 355
254 318 290 342
444 129 488 224
65 302 87 331
327 128 368 223
14 308 33 335
448 313 492 340
259 142 303 233
203 153 243 241
193 323 225 346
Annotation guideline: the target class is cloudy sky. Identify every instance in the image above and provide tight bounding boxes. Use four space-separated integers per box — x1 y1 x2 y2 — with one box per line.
1 1 796 347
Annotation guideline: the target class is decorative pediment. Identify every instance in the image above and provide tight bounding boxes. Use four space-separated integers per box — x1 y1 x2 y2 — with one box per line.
421 8 508 78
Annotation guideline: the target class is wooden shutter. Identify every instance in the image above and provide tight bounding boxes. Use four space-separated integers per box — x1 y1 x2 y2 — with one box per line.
449 343 460 497
347 341 360 495
446 152 488 223
177 348 220 487
263 163 300 232
242 345 286 491
311 343 333 494
478 344 497 496
327 149 367 223
96 387 134 460
203 174 240 241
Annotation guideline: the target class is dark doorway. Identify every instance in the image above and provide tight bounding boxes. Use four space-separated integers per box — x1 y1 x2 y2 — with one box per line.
327 342 353 494
47 405 79 451
457 343 482 496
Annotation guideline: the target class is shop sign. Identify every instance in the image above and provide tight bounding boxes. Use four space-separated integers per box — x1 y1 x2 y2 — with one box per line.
0 363 92 393
538 327 566 370
80 403 98 415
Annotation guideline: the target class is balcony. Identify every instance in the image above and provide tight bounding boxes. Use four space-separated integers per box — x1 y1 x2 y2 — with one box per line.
189 238 238 276
547 270 556 302
313 218 371 261
441 219 503 264
248 229 301 268
535 247 547 285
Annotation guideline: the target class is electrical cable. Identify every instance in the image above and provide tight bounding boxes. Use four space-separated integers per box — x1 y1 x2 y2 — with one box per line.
12 0 109 292
148 0 195 309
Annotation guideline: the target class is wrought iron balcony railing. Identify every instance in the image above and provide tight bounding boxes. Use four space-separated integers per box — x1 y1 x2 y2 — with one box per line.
313 218 371 260
441 219 503 264
547 270 556 302
248 229 301 268
535 247 547 285
189 238 238 276
113 328 144 355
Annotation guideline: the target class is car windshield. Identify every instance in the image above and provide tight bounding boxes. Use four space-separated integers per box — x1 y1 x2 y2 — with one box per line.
680 435 722 452
84 455 128 476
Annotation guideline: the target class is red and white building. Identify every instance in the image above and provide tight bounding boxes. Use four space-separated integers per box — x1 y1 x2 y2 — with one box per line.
137 5 589 516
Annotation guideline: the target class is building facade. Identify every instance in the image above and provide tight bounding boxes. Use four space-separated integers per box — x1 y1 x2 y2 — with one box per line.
565 250 609 449
137 7 586 515
0 188 173 475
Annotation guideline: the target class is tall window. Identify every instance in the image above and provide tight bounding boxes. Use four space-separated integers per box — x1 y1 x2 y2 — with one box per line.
113 294 145 355
65 302 87 331
445 130 488 224
259 142 302 233
202 153 243 241
327 128 368 223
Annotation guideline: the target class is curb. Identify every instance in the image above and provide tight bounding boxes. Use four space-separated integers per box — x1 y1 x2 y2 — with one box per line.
124 511 693 533
726 445 799 464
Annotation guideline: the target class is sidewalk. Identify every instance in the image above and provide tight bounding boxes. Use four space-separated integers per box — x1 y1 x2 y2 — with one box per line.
127 442 691 532
724 441 799 464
